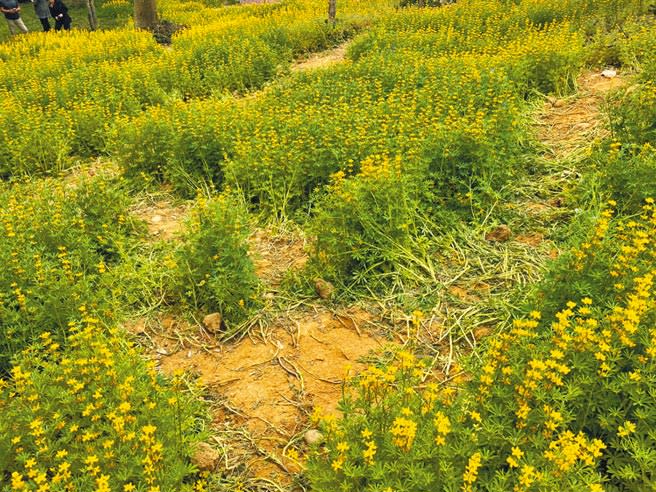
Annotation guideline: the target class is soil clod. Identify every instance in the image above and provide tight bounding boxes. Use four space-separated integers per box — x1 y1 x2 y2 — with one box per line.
485 225 512 242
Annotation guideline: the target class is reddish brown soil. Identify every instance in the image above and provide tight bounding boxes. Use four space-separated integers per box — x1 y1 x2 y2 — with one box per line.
155 307 391 481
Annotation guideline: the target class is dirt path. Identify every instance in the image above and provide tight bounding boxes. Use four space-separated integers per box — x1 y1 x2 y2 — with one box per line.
125 212 394 485
291 41 351 72
536 71 625 162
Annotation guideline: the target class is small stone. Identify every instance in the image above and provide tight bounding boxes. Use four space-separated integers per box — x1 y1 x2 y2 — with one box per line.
485 225 512 243
191 442 221 471
156 348 169 356
304 429 324 446
203 312 223 333
314 278 335 299
601 69 617 78
151 214 162 223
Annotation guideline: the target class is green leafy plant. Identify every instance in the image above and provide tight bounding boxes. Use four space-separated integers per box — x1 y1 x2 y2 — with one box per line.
0 322 207 491
308 200 656 491
308 154 434 291
174 193 261 331
0 176 144 372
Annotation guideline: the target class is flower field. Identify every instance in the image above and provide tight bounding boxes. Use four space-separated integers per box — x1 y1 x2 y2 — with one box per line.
1 0 655 490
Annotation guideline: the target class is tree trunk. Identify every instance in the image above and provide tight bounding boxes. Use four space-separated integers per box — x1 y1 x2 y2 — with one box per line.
328 0 336 24
86 0 97 30
134 0 157 30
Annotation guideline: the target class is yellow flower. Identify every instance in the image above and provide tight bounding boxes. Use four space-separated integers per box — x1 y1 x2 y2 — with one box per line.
11 472 26 490
618 421 636 438
390 416 417 452
336 442 349 453
463 452 482 485
363 440 377 465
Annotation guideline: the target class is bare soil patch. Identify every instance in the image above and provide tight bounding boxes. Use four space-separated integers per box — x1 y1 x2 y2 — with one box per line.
292 42 350 72
132 200 189 241
536 71 626 161
249 227 308 288
152 307 392 482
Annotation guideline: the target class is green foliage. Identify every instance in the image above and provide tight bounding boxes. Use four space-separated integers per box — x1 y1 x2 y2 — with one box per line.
116 0 613 217
308 202 656 491
307 155 433 290
594 145 656 214
0 1 378 174
0 323 207 491
111 99 239 196
0 176 143 372
174 194 260 329
608 81 656 148
581 43 656 215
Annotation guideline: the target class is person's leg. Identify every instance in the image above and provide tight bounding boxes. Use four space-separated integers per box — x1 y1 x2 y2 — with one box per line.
40 16 50 31
62 17 70 30
55 19 62 31
14 17 28 33
6 19 18 35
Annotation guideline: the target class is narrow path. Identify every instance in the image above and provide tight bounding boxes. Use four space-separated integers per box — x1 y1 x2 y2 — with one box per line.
536 71 625 162
291 41 351 72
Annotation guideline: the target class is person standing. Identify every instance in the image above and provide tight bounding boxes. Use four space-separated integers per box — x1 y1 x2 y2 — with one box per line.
0 0 28 35
33 0 50 31
48 0 70 31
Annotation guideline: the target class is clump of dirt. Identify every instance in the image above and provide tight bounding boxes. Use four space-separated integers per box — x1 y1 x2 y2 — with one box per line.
151 307 392 482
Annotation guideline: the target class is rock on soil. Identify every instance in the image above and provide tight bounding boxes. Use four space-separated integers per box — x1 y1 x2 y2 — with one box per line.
304 429 324 446
203 312 223 334
314 278 335 299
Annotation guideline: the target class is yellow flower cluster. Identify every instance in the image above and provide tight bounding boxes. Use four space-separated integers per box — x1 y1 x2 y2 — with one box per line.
462 452 482 492
390 416 418 452
0 320 204 491
543 431 606 472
